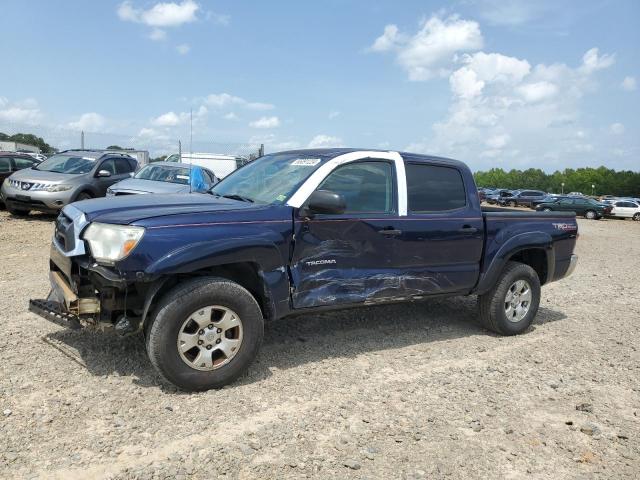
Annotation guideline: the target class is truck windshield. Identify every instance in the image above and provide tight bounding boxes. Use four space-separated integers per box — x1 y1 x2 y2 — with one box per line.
35 154 96 174
210 153 324 204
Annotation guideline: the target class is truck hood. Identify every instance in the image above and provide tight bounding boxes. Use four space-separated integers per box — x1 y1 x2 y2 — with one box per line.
109 178 190 194
71 193 258 224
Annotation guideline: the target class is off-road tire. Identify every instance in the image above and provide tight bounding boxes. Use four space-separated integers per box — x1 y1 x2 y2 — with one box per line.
145 277 264 391
478 261 541 336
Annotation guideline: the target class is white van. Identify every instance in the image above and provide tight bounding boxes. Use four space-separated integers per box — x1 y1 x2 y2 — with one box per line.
165 152 248 179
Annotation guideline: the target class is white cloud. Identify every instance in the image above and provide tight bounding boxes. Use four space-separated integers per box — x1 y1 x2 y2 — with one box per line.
249 116 280 129
370 14 483 80
137 127 158 137
450 67 485 98
308 135 344 148
68 112 106 131
486 133 510 149
0 98 43 125
579 47 615 74
328 111 341 119
204 93 274 110
207 12 230 26
176 43 190 55
223 112 238 120
407 45 617 170
516 81 558 103
473 0 552 26
610 123 625 135
117 0 199 27
148 28 166 41
152 111 181 126
621 76 637 91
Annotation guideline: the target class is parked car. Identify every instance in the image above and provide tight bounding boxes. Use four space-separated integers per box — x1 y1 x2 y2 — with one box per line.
0 149 138 216
0 152 42 207
107 162 218 197
30 148 578 391
498 190 547 208
486 189 514 204
535 197 611 219
166 152 248 179
531 195 562 209
16 150 48 162
608 200 640 221
567 192 584 197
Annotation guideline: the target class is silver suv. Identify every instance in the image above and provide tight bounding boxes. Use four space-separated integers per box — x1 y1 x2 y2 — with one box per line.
1 150 138 216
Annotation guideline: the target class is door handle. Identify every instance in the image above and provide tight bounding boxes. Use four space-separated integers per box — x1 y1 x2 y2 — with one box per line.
458 226 478 234
378 228 402 236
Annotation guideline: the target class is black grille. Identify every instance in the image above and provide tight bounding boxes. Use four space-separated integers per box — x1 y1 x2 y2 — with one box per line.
54 213 75 252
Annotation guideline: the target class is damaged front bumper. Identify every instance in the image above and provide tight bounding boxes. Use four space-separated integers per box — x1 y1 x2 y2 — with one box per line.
29 269 101 330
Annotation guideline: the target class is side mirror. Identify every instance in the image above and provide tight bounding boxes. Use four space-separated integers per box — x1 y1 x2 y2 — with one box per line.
96 170 112 178
129 172 135 177
305 190 346 215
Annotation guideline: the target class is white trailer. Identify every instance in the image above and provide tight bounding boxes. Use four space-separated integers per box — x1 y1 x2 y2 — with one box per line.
165 152 248 179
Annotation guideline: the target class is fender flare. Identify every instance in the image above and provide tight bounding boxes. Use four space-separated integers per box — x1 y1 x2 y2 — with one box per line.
473 231 554 295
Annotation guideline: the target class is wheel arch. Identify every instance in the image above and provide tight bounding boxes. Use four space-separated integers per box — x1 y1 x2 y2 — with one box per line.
474 232 554 295
139 261 277 332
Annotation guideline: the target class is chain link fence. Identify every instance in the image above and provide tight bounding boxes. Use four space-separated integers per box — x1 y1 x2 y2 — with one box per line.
0 122 263 163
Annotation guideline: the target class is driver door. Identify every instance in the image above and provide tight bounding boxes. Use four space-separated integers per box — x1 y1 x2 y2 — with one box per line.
290 160 401 309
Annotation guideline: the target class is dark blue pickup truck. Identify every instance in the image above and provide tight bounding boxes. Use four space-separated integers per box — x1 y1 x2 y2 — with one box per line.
30 149 578 390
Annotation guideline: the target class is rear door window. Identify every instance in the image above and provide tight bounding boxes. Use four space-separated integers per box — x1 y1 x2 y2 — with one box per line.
0 157 11 173
13 157 36 170
405 163 466 212
115 158 134 174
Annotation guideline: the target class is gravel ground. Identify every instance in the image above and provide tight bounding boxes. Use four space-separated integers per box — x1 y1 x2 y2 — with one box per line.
0 210 638 479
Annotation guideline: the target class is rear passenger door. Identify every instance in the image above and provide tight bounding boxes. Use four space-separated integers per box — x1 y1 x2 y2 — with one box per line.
393 161 484 295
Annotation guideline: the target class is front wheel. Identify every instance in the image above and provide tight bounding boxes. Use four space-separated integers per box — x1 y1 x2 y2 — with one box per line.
542 207 552 212
585 210 597 220
478 261 541 336
145 277 264 391
509 201 517 207
7 205 29 216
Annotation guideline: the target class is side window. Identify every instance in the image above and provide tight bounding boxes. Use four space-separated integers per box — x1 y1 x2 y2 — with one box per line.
99 159 116 174
13 157 35 170
115 158 133 174
0 158 11 173
406 163 466 212
317 161 394 214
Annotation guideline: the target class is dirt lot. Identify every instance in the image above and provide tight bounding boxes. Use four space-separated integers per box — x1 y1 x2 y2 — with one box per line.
0 210 638 480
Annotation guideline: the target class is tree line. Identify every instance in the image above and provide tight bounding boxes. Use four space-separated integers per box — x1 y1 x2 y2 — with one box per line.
473 167 640 197
0 132 55 154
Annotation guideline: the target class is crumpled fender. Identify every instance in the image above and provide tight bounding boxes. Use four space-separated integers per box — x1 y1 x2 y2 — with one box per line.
473 231 554 295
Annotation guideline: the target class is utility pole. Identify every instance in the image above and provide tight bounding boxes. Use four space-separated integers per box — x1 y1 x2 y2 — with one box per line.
178 140 182 160
81 130 84 149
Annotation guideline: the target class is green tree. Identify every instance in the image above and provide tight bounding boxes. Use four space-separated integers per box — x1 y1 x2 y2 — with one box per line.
0 132 55 154
106 145 123 150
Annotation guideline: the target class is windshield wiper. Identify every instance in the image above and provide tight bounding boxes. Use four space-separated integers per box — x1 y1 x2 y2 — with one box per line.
222 193 254 203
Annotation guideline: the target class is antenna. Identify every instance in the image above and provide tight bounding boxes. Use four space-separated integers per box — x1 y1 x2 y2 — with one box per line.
189 109 193 194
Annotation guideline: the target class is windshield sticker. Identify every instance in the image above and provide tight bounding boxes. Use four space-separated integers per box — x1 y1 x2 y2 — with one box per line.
291 158 321 166
276 194 287 202
176 175 190 180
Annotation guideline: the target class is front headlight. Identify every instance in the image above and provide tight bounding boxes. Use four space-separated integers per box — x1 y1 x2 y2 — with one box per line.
83 222 145 264
46 184 73 192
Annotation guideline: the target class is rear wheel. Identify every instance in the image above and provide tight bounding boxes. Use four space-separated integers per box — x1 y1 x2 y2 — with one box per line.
584 210 596 220
633 213 640 221
145 277 264 391
478 261 541 336
509 200 517 207
542 207 552 212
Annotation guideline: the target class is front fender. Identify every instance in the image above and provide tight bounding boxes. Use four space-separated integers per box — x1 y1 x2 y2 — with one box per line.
474 231 554 295
144 232 285 275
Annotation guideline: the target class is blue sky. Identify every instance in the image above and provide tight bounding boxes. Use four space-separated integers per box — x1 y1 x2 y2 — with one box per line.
0 0 638 171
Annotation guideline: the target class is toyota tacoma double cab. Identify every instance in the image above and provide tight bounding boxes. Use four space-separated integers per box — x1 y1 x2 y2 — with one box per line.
29 149 578 391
